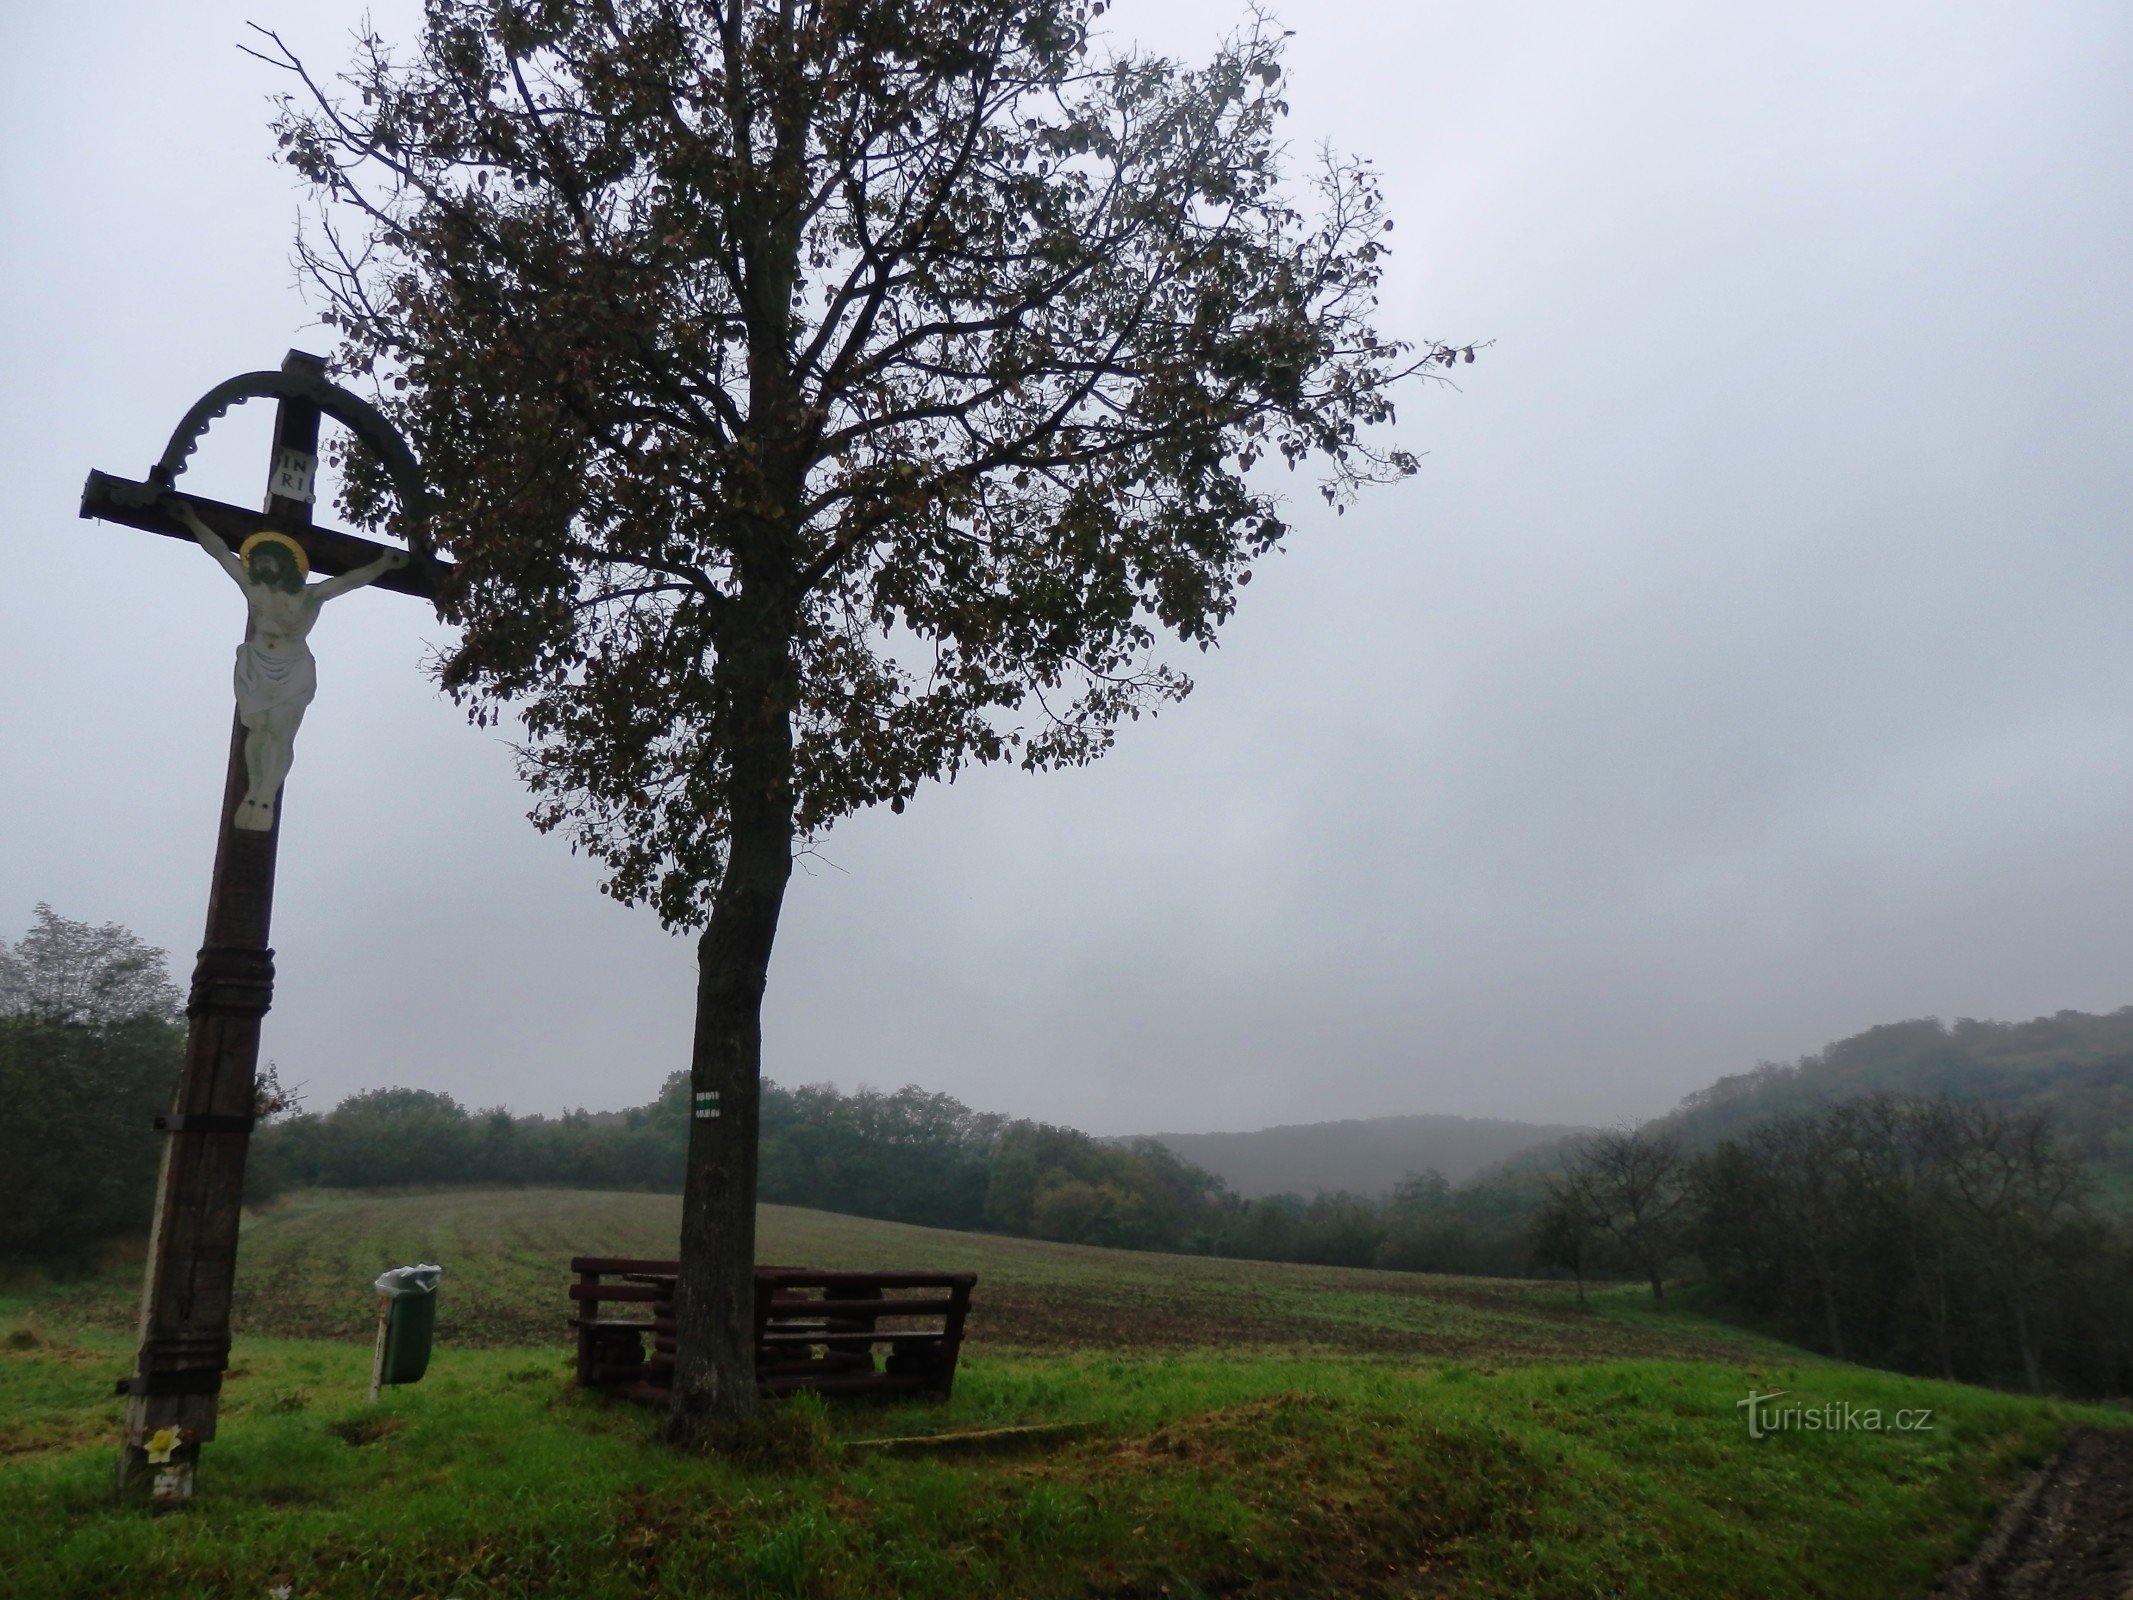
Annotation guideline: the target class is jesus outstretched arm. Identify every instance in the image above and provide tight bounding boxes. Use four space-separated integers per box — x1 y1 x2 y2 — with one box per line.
168 501 250 590
309 544 409 600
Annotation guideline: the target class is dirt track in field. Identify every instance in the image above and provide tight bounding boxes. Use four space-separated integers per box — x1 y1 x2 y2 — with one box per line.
1937 1428 2133 1600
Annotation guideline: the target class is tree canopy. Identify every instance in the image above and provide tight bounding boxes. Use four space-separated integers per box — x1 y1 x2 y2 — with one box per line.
0 903 181 1028
264 0 1464 920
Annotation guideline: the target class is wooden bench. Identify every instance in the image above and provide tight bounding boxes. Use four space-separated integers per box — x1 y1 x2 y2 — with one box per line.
568 1257 975 1403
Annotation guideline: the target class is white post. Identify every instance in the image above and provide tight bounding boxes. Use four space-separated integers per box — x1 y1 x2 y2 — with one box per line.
368 1293 389 1403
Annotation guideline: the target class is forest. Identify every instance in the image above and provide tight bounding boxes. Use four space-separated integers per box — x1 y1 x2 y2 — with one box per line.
1688 1096 2133 1396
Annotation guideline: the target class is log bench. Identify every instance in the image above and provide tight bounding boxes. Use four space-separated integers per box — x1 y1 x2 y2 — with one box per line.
568 1257 975 1403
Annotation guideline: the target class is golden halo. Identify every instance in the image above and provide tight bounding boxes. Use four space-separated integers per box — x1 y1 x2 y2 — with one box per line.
239 529 310 577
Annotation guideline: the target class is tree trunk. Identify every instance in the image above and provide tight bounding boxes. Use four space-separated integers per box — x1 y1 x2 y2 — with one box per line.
667 72 810 1433
1809 1247 1847 1362
1900 1204 1958 1381
667 621 797 1439
1924 1240 1956 1382
2009 1290 2044 1397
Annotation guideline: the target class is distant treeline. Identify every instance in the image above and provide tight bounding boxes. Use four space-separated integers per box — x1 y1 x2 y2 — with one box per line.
244 1074 1567 1272
246 1076 1234 1250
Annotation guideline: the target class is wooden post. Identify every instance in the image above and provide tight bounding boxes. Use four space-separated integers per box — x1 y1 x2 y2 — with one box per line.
369 1294 390 1404
114 352 325 1504
574 1265 599 1387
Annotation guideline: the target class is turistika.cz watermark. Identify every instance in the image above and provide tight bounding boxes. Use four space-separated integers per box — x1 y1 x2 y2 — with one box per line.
1736 1389 1936 1439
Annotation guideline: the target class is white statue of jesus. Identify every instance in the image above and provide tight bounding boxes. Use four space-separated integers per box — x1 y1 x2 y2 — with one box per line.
168 500 408 830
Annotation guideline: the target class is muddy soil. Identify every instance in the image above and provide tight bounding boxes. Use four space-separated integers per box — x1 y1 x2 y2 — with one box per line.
1937 1429 2133 1600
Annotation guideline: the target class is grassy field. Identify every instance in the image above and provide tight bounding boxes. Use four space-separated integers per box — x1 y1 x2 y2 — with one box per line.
13 1187 1793 1363
3 1187 2124 1598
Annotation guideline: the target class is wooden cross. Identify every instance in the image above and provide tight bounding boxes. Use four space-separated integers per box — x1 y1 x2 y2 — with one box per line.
80 350 448 1504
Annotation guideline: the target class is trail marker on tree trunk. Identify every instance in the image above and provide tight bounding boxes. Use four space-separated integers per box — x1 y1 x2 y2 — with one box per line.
79 349 443 1505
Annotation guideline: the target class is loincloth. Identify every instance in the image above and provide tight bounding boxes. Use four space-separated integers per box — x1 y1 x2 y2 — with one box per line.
233 641 318 721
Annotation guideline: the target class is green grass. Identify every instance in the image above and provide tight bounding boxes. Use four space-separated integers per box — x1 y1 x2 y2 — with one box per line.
2 1188 2123 1598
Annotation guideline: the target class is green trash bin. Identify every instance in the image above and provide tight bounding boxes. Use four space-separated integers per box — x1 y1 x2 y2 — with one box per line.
371 1264 442 1395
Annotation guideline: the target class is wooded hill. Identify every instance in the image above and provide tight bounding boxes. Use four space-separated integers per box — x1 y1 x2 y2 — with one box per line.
1661 1010 2133 1192
1133 1010 2133 1207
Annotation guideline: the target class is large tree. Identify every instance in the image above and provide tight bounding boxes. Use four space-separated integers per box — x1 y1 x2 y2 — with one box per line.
0 908 183 1267
265 0 1468 1430
1555 1128 1688 1303
0 902 182 1027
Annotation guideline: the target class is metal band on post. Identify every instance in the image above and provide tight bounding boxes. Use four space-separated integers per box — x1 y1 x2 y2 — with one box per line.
185 945 278 1017
153 1114 258 1136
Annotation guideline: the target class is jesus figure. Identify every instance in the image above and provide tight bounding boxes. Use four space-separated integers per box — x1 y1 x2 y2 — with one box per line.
167 498 408 830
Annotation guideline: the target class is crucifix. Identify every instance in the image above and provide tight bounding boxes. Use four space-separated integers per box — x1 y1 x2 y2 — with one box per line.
80 349 447 1504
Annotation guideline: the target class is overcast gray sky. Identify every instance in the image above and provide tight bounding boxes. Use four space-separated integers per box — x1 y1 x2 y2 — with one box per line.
4 1 2130 1135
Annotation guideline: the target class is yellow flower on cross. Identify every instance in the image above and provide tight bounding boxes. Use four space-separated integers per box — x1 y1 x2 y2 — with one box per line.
144 1427 182 1464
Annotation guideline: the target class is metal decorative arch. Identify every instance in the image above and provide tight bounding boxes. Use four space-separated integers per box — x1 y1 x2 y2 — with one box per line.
148 368 434 526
